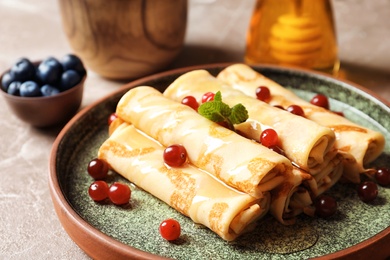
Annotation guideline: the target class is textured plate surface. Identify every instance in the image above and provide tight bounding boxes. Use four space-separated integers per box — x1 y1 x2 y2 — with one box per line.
50 64 390 260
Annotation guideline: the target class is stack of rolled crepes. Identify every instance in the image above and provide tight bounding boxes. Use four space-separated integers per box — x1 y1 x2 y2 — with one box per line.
163 70 344 223
115 87 293 199
217 64 385 183
97 64 385 240
99 120 270 241
98 86 298 240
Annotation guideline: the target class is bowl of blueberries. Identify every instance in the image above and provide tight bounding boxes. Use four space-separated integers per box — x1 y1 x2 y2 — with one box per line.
1 54 86 127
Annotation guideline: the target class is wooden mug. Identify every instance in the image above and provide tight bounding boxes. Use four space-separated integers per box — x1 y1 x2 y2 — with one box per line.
58 0 187 80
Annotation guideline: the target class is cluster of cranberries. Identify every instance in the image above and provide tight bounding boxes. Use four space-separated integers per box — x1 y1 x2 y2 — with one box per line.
308 92 390 207
255 87 348 157
256 86 306 117
256 86 345 117
86 113 184 241
181 91 216 111
87 158 131 205
356 167 390 203
87 156 182 240
314 171 389 219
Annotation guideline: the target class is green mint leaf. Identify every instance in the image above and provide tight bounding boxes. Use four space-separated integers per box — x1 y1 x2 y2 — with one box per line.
198 101 226 122
214 91 223 102
217 101 232 118
229 103 249 124
198 91 248 131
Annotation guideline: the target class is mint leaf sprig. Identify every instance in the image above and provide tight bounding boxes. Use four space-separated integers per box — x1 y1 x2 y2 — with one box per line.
198 91 248 131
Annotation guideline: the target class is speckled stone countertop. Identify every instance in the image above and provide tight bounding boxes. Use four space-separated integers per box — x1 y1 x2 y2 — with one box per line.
0 0 389 259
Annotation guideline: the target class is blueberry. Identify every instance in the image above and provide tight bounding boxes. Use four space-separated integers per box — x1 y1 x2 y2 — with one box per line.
36 57 63 85
61 54 86 75
19 81 41 97
1 72 15 91
40 84 60 97
7 81 22 96
10 58 36 82
60 70 81 91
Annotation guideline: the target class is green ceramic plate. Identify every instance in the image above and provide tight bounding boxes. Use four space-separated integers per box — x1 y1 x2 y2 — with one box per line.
49 64 390 260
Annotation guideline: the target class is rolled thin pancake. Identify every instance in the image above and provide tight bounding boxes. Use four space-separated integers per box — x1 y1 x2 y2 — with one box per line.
217 63 385 183
163 69 337 175
273 155 344 224
98 122 270 241
163 70 343 223
116 86 293 198
270 167 314 225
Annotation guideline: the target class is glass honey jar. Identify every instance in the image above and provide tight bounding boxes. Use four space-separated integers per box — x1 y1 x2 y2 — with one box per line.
245 0 339 75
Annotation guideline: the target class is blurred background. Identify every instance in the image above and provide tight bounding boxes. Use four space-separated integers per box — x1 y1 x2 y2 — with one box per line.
1 0 389 102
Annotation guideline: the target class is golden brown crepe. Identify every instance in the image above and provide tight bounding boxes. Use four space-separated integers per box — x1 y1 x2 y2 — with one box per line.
217 63 385 183
163 69 343 190
98 121 270 241
163 69 345 223
270 150 344 224
163 69 337 174
115 86 293 198
270 167 314 225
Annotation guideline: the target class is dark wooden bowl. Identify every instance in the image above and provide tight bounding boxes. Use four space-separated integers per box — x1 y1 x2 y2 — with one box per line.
1 61 85 127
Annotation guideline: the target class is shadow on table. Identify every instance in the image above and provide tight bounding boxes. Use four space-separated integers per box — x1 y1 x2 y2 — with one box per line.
168 44 244 69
